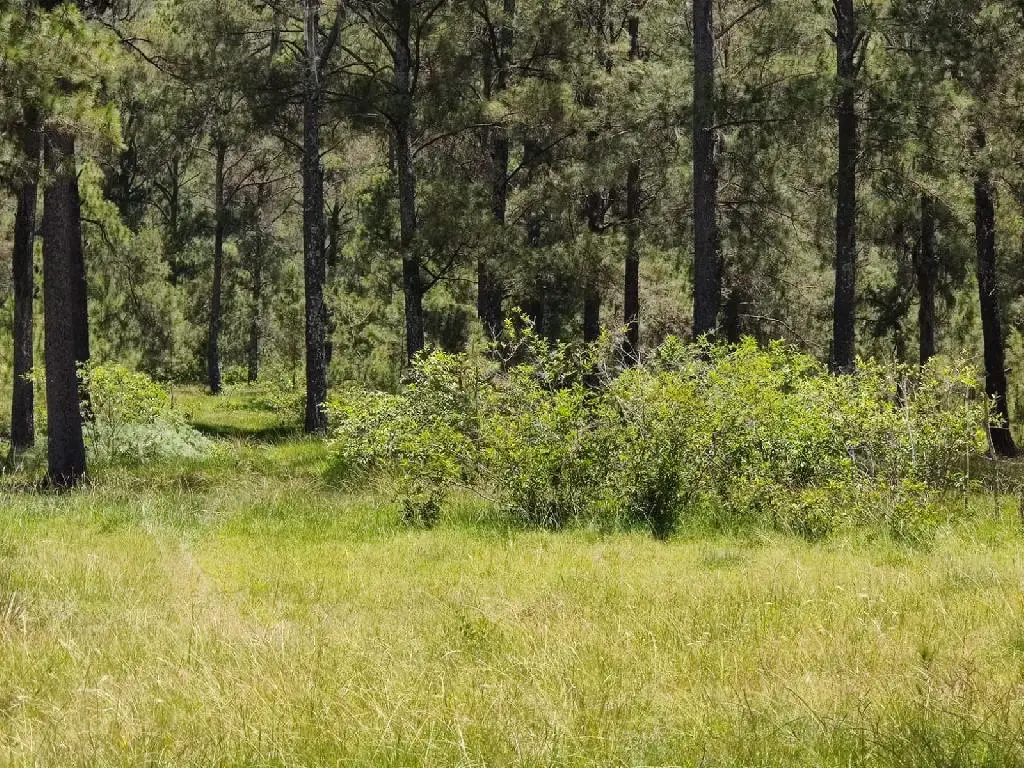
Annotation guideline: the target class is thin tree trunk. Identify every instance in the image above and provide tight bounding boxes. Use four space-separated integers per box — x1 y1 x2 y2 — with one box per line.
583 187 603 345
302 0 329 433
917 193 937 364
208 142 226 395
692 0 720 338
326 201 341 272
722 289 744 344
478 0 514 340
248 258 263 384
831 0 858 373
973 128 1017 457
581 22 608 347
42 128 87 488
523 138 547 336
394 0 424 362
623 16 641 365
11 108 40 456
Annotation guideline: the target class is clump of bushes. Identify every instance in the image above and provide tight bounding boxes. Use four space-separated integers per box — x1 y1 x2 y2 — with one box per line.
327 330 988 539
81 363 211 464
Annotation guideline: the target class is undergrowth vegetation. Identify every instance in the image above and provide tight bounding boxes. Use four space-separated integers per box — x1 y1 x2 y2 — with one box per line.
4 364 212 475
81 363 212 464
329 332 990 539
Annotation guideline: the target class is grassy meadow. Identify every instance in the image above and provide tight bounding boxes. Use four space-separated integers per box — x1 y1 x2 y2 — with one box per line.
1 389 1024 765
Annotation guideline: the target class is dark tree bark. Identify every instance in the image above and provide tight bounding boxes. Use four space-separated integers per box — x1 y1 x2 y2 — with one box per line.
831 0 859 373
692 0 720 338
302 0 329 434
522 138 548 336
10 108 41 457
622 16 641 365
722 289 744 344
393 0 424 362
207 141 226 395
583 187 603 345
325 201 341 369
478 0 515 340
247 257 263 384
973 129 1017 457
70 153 90 373
326 200 341 272
917 193 938 364
41 129 87 488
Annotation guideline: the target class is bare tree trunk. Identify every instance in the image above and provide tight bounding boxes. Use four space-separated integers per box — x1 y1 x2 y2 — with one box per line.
583 187 603 344
917 193 938 364
974 128 1017 457
692 0 720 338
11 108 40 457
206 151 225 388
522 138 548 336
478 0 514 340
302 0 329 433
42 129 87 488
831 0 858 373
248 258 263 384
393 0 424 362
325 200 341 369
623 16 641 365
208 142 226 395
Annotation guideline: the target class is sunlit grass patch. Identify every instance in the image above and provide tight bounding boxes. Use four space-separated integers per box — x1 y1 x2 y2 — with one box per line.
1 392 1024 764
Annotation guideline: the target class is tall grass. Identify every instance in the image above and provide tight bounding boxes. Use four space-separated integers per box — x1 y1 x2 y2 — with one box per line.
1 424 1024 765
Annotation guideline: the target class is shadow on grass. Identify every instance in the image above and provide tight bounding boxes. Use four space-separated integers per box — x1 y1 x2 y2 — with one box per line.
191 420 303 443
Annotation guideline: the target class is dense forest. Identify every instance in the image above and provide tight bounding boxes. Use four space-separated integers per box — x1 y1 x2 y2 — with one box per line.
4 0 1024 486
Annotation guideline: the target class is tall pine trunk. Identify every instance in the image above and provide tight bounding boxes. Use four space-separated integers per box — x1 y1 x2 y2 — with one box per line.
42 129 87 488
692 0 720 337
917 193 937 364
394 0 424 362
831 0 858 373
208 142 226 395
302 0 329 433
973 128 1017 457
623 16 641 364
479 0 514 339
11 108 40 457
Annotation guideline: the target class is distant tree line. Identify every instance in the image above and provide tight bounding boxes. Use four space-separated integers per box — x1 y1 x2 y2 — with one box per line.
3 0 1024 486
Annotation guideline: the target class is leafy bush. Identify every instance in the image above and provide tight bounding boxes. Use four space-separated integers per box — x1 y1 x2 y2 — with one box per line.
80 363 211 464
327 332 988 539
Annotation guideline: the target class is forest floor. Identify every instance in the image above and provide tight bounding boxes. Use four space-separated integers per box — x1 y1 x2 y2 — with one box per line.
2 390 1024 765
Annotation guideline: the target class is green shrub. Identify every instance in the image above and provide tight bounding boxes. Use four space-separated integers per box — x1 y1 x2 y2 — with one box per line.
326 333 988 539
80 363 211 464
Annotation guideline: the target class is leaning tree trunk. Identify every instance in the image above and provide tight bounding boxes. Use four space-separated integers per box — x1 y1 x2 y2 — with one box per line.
11 108 41 457
394 0 424 362
42 129 87 488
478 0 515 340
973 129 1017 458
831 0 858 373
302 0 329 433
917 193 938 365
208 142 226 395
623 16 642 364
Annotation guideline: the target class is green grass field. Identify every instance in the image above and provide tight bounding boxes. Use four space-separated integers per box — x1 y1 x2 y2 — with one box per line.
2 390 1024 766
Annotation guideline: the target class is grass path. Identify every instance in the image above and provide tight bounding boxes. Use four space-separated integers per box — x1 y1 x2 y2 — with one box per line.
1 395 1024 765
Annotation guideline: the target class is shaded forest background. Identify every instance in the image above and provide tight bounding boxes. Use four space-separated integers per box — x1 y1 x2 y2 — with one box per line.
4 0 1024 482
